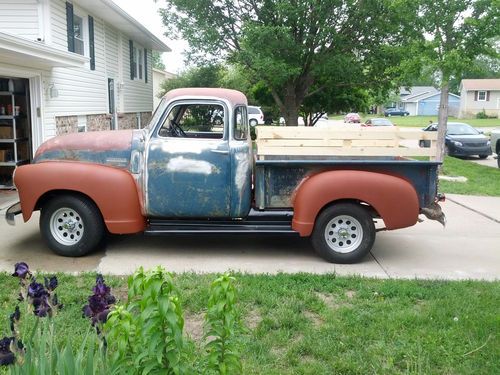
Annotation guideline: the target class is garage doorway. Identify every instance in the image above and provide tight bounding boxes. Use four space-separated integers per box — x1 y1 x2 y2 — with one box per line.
0 77 32 189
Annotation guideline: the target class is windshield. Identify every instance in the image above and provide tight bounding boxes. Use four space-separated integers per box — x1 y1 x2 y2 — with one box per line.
447 123 479 135
146 98 168 130
371 119 392 126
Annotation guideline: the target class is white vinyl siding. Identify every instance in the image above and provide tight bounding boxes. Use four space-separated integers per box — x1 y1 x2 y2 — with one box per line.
50 0 68 50
122 38 152 113
0 0 39 41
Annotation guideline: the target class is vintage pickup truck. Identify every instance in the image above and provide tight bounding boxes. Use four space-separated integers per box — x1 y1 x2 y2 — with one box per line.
6 88 445 263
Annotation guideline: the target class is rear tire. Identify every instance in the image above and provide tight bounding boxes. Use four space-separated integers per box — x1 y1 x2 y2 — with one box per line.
478 155 488 159
40 195 105 257
311 203 376 263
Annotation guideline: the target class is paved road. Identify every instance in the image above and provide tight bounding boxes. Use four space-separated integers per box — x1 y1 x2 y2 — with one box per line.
1 194 499 280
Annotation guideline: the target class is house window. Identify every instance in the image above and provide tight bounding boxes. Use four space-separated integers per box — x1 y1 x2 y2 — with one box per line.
130 43 145 80
77 115 87 133
477 91 486 101
73 14 84 55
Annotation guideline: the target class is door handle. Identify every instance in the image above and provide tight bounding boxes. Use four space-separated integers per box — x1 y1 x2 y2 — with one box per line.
210 149 229 154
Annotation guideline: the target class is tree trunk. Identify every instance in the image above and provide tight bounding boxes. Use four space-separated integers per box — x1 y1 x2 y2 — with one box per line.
281 84 299 126
436 80 449 164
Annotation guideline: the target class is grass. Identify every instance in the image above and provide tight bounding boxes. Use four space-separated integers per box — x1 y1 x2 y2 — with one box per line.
329 115 500 128
1 272 499 374
440 156 500 196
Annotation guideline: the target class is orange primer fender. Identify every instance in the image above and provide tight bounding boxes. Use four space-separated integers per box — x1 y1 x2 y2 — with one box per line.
292 170 419 236
14 162 145 234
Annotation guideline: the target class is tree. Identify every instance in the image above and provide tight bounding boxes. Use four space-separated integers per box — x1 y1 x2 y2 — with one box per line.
152 50 166 71
158 0 412 126
158 64 224 97
413 0 499 162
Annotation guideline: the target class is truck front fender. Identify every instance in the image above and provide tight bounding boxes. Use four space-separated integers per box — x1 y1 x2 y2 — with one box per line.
14 162 145 234
292 170 419 236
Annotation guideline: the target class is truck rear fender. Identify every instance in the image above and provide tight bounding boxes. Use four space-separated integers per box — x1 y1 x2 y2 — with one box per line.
14 162 145 234
292 170 419 236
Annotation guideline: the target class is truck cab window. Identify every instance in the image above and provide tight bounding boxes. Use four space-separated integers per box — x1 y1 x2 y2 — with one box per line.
158 103 224 139
234 106 248 140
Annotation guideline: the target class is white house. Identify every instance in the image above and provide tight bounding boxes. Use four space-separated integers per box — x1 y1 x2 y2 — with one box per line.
0 0 170 188
152 67 176 109
459 79 500 118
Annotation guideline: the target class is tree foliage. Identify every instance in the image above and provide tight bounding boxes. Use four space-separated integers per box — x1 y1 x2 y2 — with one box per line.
152 50 166 71
159 0 412 126
411 0 499 161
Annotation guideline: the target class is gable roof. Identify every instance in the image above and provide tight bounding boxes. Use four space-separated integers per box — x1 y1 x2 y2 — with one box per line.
400 86 438 97
74 0 170 52
412 91 460 102
461 79 500 91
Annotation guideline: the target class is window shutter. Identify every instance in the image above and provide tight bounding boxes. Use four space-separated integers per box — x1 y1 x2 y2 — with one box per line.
486 91 490 101
88 16 95 70
474 91 478 101
129 40 135 80
144 49 148 83
66 2 74 52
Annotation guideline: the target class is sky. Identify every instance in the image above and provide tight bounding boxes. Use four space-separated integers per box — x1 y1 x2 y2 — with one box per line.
111 0 188 73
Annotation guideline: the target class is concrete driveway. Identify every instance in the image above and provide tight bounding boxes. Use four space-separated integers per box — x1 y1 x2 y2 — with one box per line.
0 193 499 280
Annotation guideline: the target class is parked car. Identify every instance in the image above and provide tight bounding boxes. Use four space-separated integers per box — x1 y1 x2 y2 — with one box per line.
344 113 361 123
420 122 492 159
490 128 500 168
248 106 265 126
384 108 409 117
362 118 395 127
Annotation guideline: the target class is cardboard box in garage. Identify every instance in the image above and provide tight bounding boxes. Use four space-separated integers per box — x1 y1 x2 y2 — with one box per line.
0 127 12 139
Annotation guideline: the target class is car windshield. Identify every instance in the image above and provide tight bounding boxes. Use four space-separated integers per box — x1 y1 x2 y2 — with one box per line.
447 123 479 135
371 119 392 126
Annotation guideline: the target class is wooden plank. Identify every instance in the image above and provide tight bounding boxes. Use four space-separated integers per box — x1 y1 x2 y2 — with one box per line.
256 146 437 157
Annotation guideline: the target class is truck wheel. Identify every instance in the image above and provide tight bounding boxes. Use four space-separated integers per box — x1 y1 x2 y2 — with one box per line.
311 203 375 263
40 195 105 257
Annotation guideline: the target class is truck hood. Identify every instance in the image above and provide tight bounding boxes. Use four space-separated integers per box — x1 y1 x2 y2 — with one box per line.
34 130 138 169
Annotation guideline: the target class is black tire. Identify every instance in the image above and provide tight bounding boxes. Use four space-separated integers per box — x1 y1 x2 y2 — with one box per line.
40 195 105 257
249 119 258 127
311 203 375 264
478 155 488 159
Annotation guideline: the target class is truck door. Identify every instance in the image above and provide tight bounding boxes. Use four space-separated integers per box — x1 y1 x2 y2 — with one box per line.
145 100 231 217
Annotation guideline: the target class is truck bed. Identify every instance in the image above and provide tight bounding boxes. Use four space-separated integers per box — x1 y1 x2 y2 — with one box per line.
254 156 440 210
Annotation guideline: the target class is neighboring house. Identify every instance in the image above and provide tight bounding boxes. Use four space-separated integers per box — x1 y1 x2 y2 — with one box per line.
459 79 500 118
0 0 170 187
152 68 176 109
388 86 460 116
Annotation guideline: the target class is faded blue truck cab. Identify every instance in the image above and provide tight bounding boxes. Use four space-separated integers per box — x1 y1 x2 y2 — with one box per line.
140 88 252 218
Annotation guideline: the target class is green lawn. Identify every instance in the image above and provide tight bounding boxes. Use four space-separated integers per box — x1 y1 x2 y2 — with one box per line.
1 273 499 374
439 156 500 196
330 115 500 128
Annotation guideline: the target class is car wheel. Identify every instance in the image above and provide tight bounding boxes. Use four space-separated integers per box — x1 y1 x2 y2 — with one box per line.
311 203 376 264
249 119 258 127
40 194 105 257
478 155 488 159
387 114 392 117
404 113 409 116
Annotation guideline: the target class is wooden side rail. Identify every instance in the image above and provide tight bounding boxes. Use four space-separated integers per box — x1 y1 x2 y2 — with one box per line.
256 126 437 159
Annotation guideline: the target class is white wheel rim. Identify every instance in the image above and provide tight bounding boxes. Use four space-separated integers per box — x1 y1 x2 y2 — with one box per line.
324 215 363 253
50 208 84 245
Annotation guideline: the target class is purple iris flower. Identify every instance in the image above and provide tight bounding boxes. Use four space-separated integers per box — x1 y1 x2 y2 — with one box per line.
27 281 48 299
44 276 58 292
83 275 116 326
32 297 51 318
0 337 15 366
11 262 30 279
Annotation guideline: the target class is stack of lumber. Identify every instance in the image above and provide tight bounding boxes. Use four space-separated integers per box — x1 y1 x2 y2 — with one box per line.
256 125 437 159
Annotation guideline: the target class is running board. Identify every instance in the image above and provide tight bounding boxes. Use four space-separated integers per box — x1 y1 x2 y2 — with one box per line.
145 210 295 235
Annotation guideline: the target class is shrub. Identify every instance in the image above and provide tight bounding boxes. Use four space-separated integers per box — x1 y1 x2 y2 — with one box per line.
476 110 488 119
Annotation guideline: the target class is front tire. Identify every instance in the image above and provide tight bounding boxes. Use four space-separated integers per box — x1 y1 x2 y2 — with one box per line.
40 195 105 257
478 155 488 159
311 203 376 263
